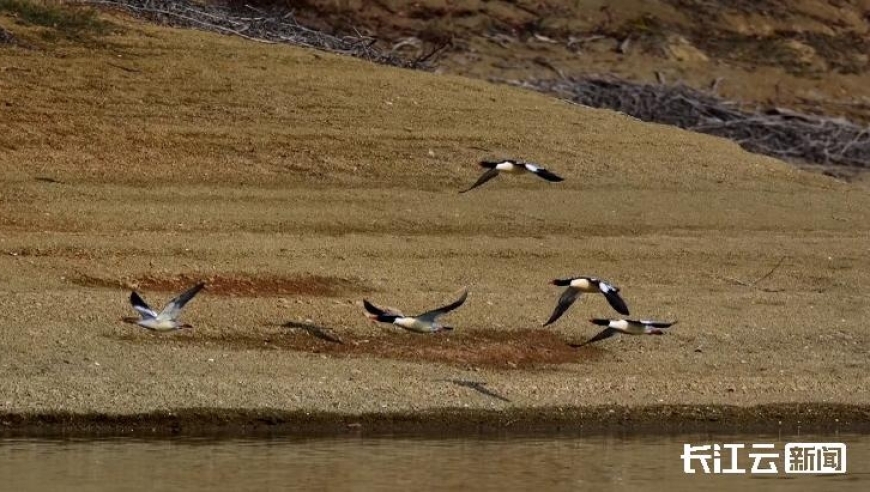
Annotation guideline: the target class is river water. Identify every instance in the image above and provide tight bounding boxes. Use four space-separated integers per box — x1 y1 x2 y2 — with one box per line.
0 431 866 491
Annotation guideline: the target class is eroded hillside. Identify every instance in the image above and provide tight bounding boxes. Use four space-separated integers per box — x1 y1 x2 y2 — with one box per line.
280 0 870 123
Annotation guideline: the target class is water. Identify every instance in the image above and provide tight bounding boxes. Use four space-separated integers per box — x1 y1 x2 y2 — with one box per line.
0 432 866 491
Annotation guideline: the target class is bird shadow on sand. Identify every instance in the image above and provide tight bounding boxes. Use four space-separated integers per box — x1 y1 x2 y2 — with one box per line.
282 321 344 344
109 324 605 370
443 379 512 403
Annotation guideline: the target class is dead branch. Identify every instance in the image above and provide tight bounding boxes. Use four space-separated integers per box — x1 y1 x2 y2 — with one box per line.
749 256 787 287
77 0 418 68
711 256 787 288
533 57 565 79
106 61 141 73
512 75 870 171
413 39 452 68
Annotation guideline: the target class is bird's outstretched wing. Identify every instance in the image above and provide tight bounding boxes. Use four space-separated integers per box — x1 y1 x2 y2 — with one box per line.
543 287 580 326
598 282 630 315
130 291 157 319
418 289 468 322
363 299 404 318
524 164 564 182
574 328 619 347
459 169 500 193
363 299 386 317
159 282 205 321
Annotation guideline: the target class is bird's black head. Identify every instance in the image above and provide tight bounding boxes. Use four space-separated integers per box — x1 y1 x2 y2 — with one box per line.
551 278 573 287
589 318 610 326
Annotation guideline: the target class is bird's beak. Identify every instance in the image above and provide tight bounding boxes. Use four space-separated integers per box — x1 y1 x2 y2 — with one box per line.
121 316 139 324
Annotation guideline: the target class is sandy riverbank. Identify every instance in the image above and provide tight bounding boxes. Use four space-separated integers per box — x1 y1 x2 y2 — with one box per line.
1 12 868 435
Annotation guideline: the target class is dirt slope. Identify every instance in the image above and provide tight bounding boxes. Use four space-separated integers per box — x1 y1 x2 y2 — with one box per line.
284 0 870 123
0 11 869 425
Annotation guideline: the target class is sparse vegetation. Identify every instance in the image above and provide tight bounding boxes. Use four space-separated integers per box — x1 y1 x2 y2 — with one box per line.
0 24 15 43
0 0 111 41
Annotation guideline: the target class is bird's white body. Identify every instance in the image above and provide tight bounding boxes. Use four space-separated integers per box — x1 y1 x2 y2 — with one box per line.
544 276 629 326
496 161 525 173
460 159 563 193
578 318 675 346
364 289 467 334
394 316 442 333
127 283 204 332
136 318 184 332
569 278 596 292
605 319 646 335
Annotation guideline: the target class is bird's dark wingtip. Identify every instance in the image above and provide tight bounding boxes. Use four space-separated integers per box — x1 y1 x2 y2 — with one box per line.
606 293 630 316
542 315 559 327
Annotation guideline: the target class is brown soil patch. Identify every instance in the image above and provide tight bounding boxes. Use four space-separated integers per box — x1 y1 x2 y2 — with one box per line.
111 326 601 370
72 273 370 297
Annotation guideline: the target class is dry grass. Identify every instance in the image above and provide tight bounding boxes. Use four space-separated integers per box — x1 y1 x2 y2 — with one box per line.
0 12 869 418
0 10 827 190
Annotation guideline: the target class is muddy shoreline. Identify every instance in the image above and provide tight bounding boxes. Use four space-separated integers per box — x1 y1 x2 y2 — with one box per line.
2 404 869 438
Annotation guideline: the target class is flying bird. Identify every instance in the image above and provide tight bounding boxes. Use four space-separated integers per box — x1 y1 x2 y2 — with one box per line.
124 282 205 332
363 289 468 333
460 159 563 193
543 276 629 326
573 318 676 346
